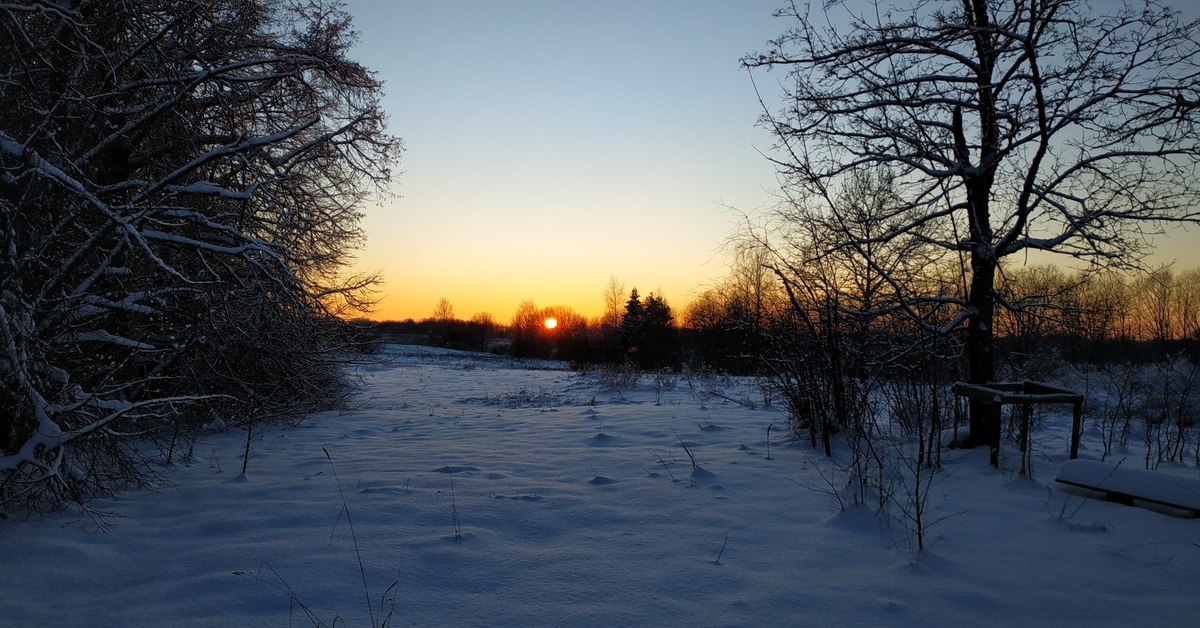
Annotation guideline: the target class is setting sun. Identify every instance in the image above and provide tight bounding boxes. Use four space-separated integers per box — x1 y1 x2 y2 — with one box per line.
544 317 558 330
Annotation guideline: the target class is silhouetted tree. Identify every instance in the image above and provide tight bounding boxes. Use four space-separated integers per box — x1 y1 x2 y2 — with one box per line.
619 289 678 369
0 0 400 512
432 298 456 342
619 288 645 358
746 0 1200 464
602 276 626 330
542 305 591 363
639 293 680 369
597 276 627 362
510 300 545 358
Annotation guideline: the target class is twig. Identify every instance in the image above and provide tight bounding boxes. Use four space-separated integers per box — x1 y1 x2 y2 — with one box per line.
673 429 700 471
648 449 677 482
714 532 729 565
450 480 463 540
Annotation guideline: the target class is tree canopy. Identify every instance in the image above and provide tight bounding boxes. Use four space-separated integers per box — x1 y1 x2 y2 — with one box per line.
744 0 1200 462
0 0 400 513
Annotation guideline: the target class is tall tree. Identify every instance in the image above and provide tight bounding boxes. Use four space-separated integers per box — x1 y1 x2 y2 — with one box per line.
433 299 456 323
597 276 627 362
639 292 679 369
602 276 626 330
510 300 544 358
619 287 644 357
745 0 1200 464
0 0 400 511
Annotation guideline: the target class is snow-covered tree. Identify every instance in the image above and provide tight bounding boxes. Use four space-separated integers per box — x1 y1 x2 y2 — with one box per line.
745 0 1200 464
0 0 400 513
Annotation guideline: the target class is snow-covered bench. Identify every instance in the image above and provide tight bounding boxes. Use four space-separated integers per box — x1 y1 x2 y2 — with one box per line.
1055 459 1200 518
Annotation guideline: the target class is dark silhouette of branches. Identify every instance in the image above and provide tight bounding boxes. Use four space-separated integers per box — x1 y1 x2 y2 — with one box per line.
0 0 401 514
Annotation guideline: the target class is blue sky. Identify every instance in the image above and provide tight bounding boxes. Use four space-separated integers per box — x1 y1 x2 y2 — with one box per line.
342 0 785 321
342 0 1200 322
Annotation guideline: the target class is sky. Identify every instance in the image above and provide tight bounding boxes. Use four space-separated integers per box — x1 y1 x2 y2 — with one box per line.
341 0 784 322
340 0 1200 324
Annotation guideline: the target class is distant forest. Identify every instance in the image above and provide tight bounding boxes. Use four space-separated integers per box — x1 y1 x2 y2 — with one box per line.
367 264 1200 375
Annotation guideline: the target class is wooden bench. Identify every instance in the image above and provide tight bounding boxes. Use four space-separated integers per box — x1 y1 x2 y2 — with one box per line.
1055 459 1200 518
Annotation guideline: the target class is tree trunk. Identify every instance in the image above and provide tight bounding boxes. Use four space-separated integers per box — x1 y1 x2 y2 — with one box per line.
967 251 1001 466
962 0 1001 465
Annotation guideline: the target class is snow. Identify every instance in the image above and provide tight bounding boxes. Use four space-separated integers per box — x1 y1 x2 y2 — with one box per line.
202 416 227 435
67 330 155 350
1 344 1198 626
1056 459 1200 513
167 181 256 199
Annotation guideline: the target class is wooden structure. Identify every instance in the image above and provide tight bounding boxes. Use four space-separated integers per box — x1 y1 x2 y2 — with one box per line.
951 380 1086 467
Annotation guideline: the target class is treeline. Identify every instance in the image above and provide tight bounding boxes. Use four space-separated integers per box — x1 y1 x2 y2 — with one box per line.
375 286 682 369
688 258 1200 374
994 265 1200 364
374 314 501 353
378 263 1200 378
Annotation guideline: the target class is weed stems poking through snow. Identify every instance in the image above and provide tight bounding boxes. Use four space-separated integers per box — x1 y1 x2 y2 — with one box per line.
714 532 729 565
648 449 677 482
323 447 393 628
674 429 700 471
450 480 463 540
241 410 258 476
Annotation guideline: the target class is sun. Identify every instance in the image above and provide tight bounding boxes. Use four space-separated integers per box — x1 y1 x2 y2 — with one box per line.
544 317 558 330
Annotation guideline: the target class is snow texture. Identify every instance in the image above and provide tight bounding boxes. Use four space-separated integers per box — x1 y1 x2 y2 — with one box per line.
1 344 1197 626
1056 458 1200 514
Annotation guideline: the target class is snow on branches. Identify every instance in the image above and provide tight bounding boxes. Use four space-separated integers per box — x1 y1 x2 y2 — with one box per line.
0 0 400 513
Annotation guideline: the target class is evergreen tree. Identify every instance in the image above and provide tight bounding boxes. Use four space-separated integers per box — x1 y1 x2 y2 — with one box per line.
640 293 680 369
619 289 679 369
619 288 644 358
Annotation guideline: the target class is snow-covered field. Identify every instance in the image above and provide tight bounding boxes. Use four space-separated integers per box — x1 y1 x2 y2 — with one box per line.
2 344 1198 627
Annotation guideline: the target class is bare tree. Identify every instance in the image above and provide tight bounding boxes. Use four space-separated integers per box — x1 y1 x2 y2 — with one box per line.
995 264 1074 376
745 0 1200 464
1133 267 1176 342
0 0 400 513
684 247 788 373
1073 271 1133 348
602 276 626 330
509 300 544 358
1174 269 1200 342
433 299 456 323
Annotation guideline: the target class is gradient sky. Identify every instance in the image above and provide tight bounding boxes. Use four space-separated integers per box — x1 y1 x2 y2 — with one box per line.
341 0 1200 323
341 0 783 322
